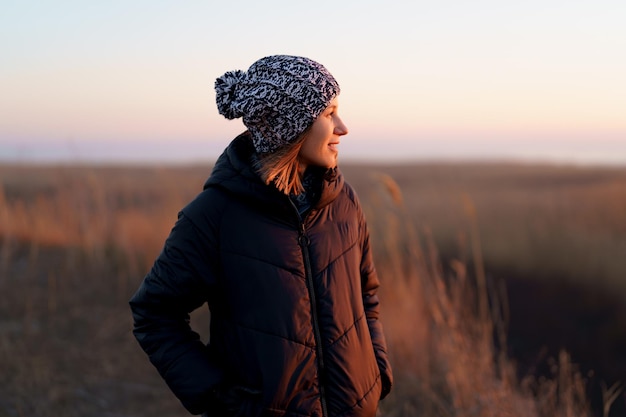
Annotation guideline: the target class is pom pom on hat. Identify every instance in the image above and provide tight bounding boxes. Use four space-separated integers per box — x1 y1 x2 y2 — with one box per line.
214 55 340 154
215 70 246 120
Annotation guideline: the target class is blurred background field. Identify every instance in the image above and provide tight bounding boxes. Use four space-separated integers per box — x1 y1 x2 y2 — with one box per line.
3 2 626 416
0 161 624 417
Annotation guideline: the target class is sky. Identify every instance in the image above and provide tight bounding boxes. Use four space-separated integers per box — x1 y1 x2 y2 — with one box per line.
1 0 625 165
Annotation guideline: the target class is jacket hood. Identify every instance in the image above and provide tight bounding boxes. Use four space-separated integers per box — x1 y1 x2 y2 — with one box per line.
204 132 344 213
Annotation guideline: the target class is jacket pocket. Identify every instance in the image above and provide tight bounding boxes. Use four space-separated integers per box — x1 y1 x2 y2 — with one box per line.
215 384 263 417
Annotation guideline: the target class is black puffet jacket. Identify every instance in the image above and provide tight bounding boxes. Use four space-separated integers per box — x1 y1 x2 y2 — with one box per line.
129 132 393 417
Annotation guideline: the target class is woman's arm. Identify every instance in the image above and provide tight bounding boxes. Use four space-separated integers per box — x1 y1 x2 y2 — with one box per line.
359 217 394 400
129 208 223 414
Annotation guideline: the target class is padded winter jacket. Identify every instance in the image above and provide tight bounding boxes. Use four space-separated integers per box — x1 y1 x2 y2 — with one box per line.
129 132 393 417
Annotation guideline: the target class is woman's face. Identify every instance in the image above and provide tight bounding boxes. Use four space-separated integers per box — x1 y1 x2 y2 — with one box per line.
298 97 349 170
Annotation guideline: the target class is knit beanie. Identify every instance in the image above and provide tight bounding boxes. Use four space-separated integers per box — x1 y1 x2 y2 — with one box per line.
215 55 340 154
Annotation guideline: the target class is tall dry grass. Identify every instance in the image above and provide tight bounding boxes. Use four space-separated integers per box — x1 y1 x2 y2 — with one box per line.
0 165 203 416
363 172 596 417
363 163 626 294
0 164 618 416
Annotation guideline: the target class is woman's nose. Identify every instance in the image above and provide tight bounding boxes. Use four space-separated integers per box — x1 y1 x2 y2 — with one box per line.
334 117 349 136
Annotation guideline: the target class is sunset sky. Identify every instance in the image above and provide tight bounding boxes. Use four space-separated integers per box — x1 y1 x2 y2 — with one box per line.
1 1 625 164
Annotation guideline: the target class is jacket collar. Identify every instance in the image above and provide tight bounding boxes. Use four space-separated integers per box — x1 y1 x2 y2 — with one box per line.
204 132 344 212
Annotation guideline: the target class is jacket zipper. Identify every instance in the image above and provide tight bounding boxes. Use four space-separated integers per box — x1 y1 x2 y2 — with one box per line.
295 211 329 417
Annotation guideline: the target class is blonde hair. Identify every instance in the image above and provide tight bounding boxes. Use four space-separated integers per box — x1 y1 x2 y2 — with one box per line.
256 135 307 195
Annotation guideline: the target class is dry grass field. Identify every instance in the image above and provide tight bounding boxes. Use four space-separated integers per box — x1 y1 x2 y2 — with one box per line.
0 161 624 416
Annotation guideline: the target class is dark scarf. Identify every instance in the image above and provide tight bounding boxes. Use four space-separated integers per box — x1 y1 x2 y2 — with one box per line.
289 168 324 217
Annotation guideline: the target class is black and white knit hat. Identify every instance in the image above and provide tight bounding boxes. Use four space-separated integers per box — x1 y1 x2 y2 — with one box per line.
215 55 340 154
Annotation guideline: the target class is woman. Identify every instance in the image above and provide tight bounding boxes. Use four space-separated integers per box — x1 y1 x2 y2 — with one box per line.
129 55 393 417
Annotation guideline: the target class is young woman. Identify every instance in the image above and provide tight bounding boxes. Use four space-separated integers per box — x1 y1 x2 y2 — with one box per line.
129 55 393 417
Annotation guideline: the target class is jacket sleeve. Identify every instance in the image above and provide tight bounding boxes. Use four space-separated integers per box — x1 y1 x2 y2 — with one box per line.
359 215 394 400
129 201 223 414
